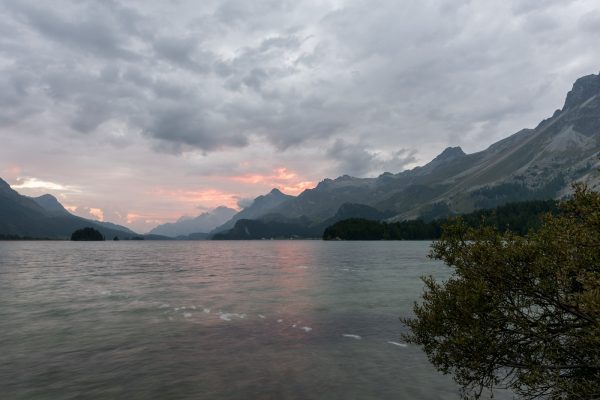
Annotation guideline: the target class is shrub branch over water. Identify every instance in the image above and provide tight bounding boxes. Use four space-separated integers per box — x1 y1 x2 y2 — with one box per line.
402 184 600 399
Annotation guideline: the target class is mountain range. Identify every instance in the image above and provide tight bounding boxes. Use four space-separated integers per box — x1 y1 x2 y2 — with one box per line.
0 179 141 239
210 72 600 238
1 72 599 239
149 206 237 238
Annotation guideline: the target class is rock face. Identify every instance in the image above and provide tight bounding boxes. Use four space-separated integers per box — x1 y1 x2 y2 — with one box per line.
149 206 237 237
563 73 600 110
215 71 600 237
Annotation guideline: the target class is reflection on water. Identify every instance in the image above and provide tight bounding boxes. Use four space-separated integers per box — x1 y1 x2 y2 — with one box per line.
0 241 475 399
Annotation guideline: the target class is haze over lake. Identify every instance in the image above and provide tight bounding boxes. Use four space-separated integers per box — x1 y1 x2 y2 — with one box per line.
0 241 479 399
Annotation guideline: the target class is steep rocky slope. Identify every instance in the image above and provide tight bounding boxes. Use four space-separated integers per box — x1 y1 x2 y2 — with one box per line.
218 72 600 233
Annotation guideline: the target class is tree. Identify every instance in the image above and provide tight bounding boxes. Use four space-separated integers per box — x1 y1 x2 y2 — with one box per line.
70 227 104 241
402 184 600 399
322 200 558 241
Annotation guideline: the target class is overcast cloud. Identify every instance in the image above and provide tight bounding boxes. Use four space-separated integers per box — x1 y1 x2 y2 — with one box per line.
1 0 599 231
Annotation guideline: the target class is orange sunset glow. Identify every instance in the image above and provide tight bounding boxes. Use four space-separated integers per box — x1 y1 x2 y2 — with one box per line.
149 187 241 210
228 167 316 195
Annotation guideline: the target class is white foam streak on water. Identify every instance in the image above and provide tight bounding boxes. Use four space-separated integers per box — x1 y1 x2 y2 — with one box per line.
217 312 246 321
219 314 231 321
342 334 362 340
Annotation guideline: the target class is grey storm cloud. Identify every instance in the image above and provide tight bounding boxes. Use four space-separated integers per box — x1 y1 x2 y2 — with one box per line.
579 10 600 33
152 35 214 73
0 0 599 157
142 105 248 153
4 1 138 60
327 139 417 178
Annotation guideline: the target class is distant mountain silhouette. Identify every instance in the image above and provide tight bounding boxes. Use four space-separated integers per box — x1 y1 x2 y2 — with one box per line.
0 179 139 239
210 189 294 234
149 206 237 237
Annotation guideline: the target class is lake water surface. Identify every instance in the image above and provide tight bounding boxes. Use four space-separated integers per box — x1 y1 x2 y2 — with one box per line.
1 241 471 399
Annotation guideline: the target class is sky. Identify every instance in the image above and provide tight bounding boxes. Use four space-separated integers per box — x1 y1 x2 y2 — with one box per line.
1 0 600 232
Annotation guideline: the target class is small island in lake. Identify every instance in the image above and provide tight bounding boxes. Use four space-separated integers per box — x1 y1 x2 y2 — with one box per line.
70 227 105 241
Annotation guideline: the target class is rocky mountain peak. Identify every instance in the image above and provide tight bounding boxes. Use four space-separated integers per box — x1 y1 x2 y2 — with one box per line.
315 178 333 189
423 146 466 170
563 72 600 110
31 194 69 215
437 146 465 161
37 193 57 201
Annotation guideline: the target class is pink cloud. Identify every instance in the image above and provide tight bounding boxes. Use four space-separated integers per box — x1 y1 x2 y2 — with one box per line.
64 205 105 222
149 187 241 210
227 167 315 195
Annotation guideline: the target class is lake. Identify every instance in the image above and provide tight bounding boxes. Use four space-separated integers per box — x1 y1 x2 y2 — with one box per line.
0 241 474 399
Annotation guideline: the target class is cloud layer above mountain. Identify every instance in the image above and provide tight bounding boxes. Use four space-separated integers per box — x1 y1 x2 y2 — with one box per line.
1 0 599 231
